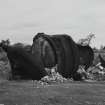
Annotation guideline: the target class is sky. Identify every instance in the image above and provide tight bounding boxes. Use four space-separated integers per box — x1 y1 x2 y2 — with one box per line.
0 0 105 48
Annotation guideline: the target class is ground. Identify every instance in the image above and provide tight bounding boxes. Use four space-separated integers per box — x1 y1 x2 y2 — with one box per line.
0 80 105 105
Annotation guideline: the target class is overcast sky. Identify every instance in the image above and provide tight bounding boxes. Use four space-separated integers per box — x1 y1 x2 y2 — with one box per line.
0 0 105 48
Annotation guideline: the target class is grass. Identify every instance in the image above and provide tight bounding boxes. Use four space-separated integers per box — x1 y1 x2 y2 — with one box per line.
0 80 105 105
0 50 105 105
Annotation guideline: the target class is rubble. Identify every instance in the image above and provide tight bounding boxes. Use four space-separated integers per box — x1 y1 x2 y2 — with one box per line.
41 66 68 84
85 62 105 81
39 62 105 86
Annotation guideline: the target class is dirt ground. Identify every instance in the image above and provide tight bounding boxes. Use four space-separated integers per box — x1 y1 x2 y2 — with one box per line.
0 80 105 105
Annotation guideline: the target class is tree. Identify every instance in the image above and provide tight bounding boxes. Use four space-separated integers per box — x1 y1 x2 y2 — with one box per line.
1 39 10 46
78 33 95 46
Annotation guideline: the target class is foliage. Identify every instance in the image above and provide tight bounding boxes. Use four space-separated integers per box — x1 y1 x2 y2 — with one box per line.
0 49 11 80
78 33 95 46
13 43 31 52
1 39 10 46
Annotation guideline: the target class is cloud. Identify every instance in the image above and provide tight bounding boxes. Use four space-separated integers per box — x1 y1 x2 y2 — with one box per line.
0 0 105 48
11 22 42 30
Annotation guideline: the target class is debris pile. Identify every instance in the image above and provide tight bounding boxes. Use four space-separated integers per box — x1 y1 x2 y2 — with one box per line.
41 66 68 84
76 65 89 80
74 63 105 81
87 63 105 81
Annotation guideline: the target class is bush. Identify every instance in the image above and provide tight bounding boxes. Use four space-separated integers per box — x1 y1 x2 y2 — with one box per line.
0 49 11 80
